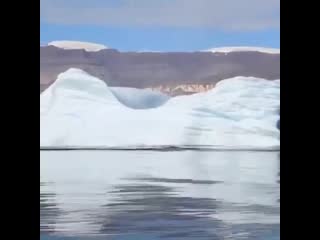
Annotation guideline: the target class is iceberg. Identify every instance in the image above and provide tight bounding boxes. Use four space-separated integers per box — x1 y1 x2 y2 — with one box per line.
40 68 280 149
109 87 169 109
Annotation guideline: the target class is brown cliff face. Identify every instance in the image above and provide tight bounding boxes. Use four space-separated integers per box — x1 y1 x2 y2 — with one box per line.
148 84 215 96
40 46 280 95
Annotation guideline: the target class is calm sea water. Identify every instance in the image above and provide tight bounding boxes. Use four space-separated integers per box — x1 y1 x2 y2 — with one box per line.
40 150 280 240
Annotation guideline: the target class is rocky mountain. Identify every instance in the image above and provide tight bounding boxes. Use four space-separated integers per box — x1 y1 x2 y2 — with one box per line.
40 46 280 95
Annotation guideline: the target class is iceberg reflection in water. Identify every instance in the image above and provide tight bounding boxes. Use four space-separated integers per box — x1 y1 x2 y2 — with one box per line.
40 150 280 240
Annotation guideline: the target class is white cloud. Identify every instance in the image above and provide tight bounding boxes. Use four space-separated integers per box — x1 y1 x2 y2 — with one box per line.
40 0 279 31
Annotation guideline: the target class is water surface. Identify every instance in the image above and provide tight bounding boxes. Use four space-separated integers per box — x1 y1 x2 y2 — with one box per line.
40 150 280 240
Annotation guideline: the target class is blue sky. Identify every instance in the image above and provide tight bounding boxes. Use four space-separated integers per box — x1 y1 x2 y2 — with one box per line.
40 0 280 52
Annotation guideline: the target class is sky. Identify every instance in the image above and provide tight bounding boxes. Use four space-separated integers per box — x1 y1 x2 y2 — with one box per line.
40 0 280 52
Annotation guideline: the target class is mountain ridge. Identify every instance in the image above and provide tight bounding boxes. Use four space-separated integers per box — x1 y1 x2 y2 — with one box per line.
40 46 280 95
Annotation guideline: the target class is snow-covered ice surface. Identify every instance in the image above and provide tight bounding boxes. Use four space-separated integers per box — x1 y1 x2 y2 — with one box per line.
40 68 280 149
47 41 108 52
203 46 280 54
109 87 169 109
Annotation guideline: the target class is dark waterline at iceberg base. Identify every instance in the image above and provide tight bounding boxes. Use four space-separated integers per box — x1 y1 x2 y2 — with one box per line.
40 150 280 240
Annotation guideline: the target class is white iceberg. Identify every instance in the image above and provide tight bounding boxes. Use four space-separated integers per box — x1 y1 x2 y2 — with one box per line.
40 68 280 149
109 87 169 109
